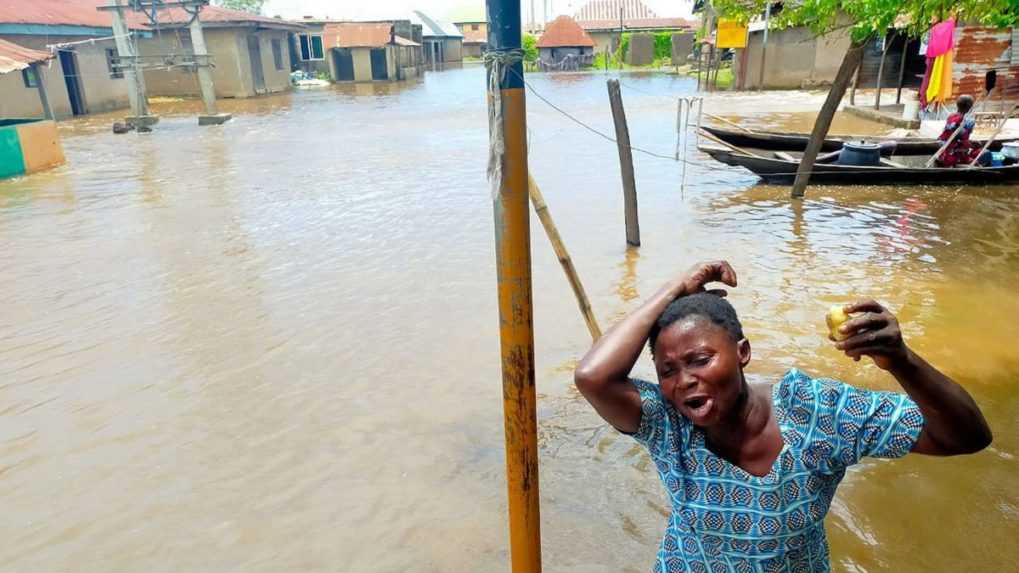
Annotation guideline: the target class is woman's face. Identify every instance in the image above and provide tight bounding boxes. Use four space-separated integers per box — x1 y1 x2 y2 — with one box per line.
653 316 751 428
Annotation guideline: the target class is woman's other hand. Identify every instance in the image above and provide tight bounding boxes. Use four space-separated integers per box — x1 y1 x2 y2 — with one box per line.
833 299 910 370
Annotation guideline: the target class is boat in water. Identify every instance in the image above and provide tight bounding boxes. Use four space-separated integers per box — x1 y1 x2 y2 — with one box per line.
700 143 1019 185
700 125 1019 155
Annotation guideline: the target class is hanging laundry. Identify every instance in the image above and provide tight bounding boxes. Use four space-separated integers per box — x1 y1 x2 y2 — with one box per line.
926 55 944 104
918 31 930 56
919 56 934 108
926 18 955 58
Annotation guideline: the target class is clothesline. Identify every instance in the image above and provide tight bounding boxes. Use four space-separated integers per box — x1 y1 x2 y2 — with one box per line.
46 33 133 51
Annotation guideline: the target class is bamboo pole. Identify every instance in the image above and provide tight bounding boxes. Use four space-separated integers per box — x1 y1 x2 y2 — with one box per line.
486 1 541 571
528 176 602 341
705 112 753 133
874 33 889 110
895 37 909 105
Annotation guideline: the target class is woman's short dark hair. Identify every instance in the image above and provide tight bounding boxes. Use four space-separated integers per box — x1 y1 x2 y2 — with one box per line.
648 293 744 356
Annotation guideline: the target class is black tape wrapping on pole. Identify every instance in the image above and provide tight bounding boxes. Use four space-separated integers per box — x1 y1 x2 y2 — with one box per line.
485 49 524 200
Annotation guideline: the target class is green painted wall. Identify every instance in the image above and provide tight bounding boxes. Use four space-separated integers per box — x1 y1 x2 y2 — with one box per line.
0 125 27 179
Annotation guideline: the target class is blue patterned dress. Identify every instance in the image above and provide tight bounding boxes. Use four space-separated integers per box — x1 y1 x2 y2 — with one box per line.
630 369 924 573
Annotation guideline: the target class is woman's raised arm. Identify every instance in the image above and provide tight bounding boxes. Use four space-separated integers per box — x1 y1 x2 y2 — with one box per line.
574 261 737 433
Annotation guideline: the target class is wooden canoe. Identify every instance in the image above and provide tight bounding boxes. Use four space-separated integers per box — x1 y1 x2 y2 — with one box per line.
700 125 1019 154
699 144 1019 185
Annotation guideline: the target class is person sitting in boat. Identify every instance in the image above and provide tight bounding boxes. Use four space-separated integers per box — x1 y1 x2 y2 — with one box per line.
936 95 981 167
574 261 992 573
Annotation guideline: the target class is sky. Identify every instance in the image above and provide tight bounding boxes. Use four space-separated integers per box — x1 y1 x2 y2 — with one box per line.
262 0 694 22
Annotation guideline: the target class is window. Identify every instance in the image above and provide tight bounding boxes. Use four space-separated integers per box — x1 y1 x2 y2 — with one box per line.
297 33 324 61
22 67 39 88
272 38 284 70
106 48 124 79
471 24 479 31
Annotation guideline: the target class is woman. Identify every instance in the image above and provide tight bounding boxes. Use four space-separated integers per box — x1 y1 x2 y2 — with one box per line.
574 261 991 572
936 94 981 168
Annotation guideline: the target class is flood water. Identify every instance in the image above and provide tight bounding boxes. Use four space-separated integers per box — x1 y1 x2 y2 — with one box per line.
1 66 1017 572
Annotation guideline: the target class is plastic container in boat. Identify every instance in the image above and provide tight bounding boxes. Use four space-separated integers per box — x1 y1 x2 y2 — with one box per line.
1001 142 1019 161
837 141 882 166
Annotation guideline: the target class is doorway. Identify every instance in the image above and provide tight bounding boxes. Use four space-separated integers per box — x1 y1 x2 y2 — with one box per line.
370 48 388 80
247 35 266 94
57 50 86 116
334 48 355 81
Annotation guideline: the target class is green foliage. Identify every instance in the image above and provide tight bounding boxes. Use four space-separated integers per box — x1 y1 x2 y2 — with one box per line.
522 34 539 63
653 32 673 60
213 0 264 13
611 33 627 62
712 0 1019 43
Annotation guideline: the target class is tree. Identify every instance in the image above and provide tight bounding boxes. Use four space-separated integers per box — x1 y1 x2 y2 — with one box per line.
522 33 539 63
213 0 264 14
711 0 1018 197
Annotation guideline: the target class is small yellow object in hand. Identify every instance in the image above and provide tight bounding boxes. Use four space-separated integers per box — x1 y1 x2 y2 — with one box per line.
826 306 850 341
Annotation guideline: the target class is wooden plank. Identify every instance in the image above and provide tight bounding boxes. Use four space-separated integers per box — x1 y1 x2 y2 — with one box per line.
606 79 640 247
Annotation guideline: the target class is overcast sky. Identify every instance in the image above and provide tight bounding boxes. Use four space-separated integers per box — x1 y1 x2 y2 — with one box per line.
262 0 694 22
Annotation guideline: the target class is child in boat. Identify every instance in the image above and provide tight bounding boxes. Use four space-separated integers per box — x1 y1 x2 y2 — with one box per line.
574 260 991 572
936 95 981 167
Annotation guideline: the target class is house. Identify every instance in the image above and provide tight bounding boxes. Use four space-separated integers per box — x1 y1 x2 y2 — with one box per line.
0 0 147 119
324 22 422 82
0 38 56 119
294 19 423 82
454 21 488 58
537 16 595 70
412 11 463 64
573 0 694 56
138 6 304 98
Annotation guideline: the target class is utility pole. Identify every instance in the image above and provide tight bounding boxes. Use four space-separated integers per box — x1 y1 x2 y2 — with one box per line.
189 13 231 125
107 0 156 128
485 0 541 570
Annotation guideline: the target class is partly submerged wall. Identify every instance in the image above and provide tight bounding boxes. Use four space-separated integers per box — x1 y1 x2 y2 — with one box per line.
0 119 65 180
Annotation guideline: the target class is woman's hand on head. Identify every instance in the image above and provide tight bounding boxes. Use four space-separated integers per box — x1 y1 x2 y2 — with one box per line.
670 260 738 299
833 299 910 371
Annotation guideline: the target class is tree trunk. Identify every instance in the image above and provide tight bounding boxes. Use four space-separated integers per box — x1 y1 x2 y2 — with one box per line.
790 38 868 198
874 34 889 110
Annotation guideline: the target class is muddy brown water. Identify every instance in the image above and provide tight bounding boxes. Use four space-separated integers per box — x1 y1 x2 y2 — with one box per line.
1 67 1017 572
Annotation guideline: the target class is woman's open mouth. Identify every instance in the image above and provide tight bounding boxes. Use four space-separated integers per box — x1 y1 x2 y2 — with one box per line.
683 396 714 419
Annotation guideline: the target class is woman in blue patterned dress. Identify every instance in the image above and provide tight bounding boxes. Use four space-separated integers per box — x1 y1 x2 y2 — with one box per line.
574 261 991 572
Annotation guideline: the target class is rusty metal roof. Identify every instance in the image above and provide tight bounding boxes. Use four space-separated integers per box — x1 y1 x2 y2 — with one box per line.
578 17 695 31
0 0 145 30
0 38 53 74
0 1 302 31
149 5 305 31
537 16 595 48
324 22 392 48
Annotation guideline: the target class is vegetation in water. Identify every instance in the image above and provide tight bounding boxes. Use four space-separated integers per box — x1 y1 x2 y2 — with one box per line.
522 34 539 63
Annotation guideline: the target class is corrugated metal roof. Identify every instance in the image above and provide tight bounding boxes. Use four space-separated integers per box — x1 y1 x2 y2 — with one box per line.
149 5 305 30
578 17 694 32
537 16 595 48
574 0 658 21
0 37 53 74
324 22 392 48
393 35 421 47
0 1 301 32
411 11 462 38
952 26 1019 98
0 0 145 30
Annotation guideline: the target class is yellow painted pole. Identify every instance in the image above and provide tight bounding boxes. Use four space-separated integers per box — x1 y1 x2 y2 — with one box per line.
486 1 541 571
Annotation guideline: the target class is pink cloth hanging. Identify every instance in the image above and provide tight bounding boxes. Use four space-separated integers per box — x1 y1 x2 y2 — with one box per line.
926 18 956 58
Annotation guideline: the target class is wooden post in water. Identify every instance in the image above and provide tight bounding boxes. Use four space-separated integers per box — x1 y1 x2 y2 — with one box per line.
486 1 541 571
528 176 602 341
895 37 909 105
606 79 641 247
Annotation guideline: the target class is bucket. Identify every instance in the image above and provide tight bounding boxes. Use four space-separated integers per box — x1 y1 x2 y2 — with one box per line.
838 141 882 166
902 99 920 120
1001 142 1019 161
